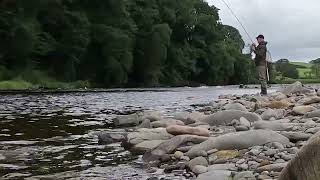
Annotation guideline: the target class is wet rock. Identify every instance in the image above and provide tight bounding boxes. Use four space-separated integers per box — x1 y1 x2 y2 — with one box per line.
279 131 320 180
261 109 286 120
281 81 312 95
113 111 162 126
202 110 262 126
224 103 248 112
143 135 208 163
196 170 231 180
151 119 185 128
137 119 151 129
256 163 287 172
174 151 184 159
124 128 173 147
113 113 141 126
98 133 125 145
186 130 290 158
188 157 208 173
234 171 255 180
192 165 208 174
132 140 166 154
280 131 312 142
166 125 210 137
293 105 316 115
173 112 206 125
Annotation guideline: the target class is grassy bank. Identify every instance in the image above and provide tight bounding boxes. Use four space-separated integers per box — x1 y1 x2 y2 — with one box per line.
0 80 90 90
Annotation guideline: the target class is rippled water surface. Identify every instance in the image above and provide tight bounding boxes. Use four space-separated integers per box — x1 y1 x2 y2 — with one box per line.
0 86 274 179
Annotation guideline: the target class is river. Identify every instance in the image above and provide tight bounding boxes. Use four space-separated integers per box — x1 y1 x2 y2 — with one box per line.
0 86 277 179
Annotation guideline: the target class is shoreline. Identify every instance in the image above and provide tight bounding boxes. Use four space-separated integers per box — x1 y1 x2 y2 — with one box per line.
98 81 320 180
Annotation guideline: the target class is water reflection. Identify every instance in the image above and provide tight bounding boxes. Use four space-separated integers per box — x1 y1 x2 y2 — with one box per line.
0 86 272 179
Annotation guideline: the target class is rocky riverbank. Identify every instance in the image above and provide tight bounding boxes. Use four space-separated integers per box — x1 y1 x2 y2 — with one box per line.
99 82 320 180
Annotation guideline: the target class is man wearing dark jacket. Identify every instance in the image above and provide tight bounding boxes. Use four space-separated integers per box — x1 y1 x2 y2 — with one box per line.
251 34 268 95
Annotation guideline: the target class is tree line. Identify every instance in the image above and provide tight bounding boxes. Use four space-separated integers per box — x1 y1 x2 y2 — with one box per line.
0 0 256 88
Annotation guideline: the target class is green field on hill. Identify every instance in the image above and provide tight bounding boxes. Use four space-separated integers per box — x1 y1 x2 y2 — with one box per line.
290 62 313 79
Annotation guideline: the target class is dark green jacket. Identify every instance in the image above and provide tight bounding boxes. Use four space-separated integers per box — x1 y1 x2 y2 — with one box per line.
254 41 268 66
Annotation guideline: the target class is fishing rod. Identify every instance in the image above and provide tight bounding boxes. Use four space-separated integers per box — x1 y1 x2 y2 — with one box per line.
219 0 271 81
219 0 255 44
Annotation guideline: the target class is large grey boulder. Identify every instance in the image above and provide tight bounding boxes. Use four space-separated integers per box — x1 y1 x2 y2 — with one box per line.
143 135 208 163
132 140 166 154
123 128 173 147
185 130 290 158
261 109 286 120
293 106 316 115
98 133 126 144
280 131 312 142
113 111 162 126
281 81 313 95
196 170 231 180
166 125 210 137
234 171 256 180
224 103 248 112
201 110 262 126
253 121 297 131
279 131 320 180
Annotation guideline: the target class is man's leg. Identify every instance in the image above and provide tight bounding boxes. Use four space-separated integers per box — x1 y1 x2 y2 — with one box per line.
257 65 267 95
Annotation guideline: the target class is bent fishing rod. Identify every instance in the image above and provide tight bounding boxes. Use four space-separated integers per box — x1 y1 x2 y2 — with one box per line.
219 0 271 81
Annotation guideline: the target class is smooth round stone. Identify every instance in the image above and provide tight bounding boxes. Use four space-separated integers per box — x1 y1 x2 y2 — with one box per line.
174 151 184 159
192 165 208 174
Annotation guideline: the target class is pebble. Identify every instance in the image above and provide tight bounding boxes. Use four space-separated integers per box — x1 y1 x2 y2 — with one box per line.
174 151 184 159
238 163 249 170
180 156 190 161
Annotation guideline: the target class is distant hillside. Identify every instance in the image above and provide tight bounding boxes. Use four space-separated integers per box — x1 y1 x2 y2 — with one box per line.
290 62 313 78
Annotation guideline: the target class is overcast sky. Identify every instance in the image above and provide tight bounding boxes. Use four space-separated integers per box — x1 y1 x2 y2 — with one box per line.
206 0 320 62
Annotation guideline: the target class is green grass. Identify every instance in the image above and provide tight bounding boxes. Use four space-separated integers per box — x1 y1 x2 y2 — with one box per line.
290 62 313 79
0 79 90 91
0 80 34 90
290 62 312 68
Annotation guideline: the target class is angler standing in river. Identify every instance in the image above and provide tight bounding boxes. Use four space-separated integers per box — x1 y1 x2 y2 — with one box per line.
251 34 268 95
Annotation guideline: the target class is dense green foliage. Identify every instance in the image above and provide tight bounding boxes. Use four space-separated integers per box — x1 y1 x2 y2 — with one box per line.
275 59 299 79
0 0 255 88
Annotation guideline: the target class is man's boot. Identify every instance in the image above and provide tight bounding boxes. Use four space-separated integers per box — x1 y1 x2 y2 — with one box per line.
261 86 267 96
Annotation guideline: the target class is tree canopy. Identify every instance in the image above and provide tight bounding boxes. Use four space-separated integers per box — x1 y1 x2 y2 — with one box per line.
0 0 255 88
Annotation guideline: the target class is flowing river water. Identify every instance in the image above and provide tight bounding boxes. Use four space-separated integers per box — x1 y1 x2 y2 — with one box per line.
0 86 277 179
